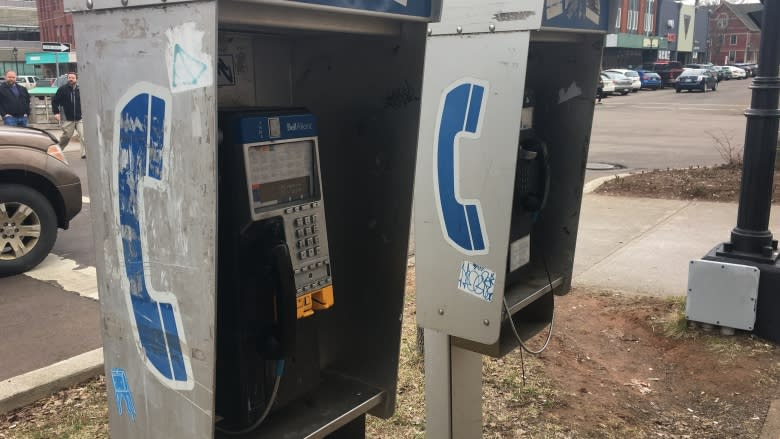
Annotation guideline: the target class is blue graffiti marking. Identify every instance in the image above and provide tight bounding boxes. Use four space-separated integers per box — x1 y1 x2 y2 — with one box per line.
457 261 496 302
435 81 489 254
118 90 189 385
111 368 136 422
172 44 206 87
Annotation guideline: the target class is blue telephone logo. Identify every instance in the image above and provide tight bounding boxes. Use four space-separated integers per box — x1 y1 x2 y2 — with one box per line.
434 79 490 255
115 83 193 390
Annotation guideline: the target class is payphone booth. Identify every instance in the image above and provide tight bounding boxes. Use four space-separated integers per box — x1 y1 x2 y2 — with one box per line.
65 0 440 437
414 0 607 435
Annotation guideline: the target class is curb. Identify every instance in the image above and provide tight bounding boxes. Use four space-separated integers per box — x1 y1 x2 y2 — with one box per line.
761 399 780 439
583 172 633 194
0 348 104 414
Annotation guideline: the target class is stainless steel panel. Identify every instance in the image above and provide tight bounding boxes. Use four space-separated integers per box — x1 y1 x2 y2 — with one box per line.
687 259 760 331
65 0 196 12
415 31 530 344
428 0 544 35
73 2 218 437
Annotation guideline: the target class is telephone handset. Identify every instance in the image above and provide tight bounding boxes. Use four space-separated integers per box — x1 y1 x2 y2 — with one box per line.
435 80 490 254
507 91 551 275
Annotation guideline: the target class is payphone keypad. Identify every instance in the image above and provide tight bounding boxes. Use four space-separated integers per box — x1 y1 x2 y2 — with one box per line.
285 203 332 297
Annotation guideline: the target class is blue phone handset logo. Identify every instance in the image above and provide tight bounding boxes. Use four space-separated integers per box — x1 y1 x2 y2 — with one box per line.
434 79 490 255
115 83 193 390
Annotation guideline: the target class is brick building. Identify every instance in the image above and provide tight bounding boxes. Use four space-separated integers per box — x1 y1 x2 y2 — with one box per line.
36 0 74 48
35 0 76 76
603 0 668 68
708 1 762 65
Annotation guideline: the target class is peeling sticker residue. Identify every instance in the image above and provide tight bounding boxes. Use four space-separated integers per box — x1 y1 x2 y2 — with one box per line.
457 261 496 302
165 22 213 93
493 11 535 21
558 81 582 104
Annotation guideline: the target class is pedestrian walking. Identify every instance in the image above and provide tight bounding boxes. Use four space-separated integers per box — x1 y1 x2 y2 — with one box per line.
596 76 604 104
0 70 31 127
52 72 86 158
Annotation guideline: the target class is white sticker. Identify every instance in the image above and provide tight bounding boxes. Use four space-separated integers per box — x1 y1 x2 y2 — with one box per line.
165 22 214 93
457 261 496 302
510 235 531 272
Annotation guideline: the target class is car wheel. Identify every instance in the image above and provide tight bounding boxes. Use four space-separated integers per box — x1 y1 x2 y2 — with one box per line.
702 83 707 92
621 91 629 96
0 184 58 277
676 88 681 93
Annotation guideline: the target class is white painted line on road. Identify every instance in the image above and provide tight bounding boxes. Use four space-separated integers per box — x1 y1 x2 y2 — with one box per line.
24 254 99 300
82 196 90 204
679 108 742 111
633 106 667 110
642 102 748 107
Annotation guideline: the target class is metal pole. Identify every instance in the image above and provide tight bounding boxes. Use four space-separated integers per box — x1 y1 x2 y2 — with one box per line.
721 0 780 261
424 328 482 439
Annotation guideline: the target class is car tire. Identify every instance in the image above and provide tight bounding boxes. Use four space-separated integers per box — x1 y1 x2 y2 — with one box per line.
621 91 629 96
676 88 681 93
0 184 58 277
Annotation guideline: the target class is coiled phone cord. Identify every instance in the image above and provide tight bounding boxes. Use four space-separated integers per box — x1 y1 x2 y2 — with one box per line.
216 360 285 436
502 244 556 356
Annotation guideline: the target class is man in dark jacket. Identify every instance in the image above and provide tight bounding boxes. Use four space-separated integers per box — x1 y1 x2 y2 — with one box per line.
0 70 31 127
52 72 86 158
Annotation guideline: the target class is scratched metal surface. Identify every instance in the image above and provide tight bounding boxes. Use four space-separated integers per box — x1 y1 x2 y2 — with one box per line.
73 2 218 438
414 31 531 345
428 0 544 35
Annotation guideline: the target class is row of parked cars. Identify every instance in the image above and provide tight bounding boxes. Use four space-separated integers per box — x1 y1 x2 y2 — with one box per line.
600 61 756 96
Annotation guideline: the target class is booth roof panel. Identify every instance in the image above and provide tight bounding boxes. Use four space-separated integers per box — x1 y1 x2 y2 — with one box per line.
65 0 441 21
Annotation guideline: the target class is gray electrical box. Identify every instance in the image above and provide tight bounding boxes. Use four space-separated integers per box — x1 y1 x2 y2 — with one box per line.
687 259 760 331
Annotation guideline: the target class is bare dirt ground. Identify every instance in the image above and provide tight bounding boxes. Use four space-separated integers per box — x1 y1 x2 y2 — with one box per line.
2 166 779 438
3 267 777 439
595 164 780 203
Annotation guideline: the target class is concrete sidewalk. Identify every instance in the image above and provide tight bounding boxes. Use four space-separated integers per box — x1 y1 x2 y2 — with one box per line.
574 194 780 296
1 190 779 436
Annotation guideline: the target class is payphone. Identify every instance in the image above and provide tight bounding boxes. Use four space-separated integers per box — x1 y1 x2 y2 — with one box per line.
507 90 550 285
216 109 335 432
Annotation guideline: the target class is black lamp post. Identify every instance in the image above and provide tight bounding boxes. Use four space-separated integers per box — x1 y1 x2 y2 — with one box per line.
704 0 780 342
11 47 18 73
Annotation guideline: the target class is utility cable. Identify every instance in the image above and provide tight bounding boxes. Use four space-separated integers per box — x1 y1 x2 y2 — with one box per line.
216 360 285 436
503 247 556 356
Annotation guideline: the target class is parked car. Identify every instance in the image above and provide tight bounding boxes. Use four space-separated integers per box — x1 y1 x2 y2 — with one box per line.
601 71 632 95
724 65 747 79
636 71 662 90
15 76 40 90
685 63 722 82
643 61 684 87
675 69 718 93
0 126 82 276
716 66 733 80
50 74 69 88
600 73 615 95
733 63 756 77
605 69 641 92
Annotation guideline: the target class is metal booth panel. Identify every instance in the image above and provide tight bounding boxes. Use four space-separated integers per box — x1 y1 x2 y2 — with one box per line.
72 2 218 437
428 0 543 35
415 31 531 345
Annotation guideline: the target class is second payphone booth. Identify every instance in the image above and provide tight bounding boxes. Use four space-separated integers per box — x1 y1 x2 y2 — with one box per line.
414 0 608 435
66 0 440 437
